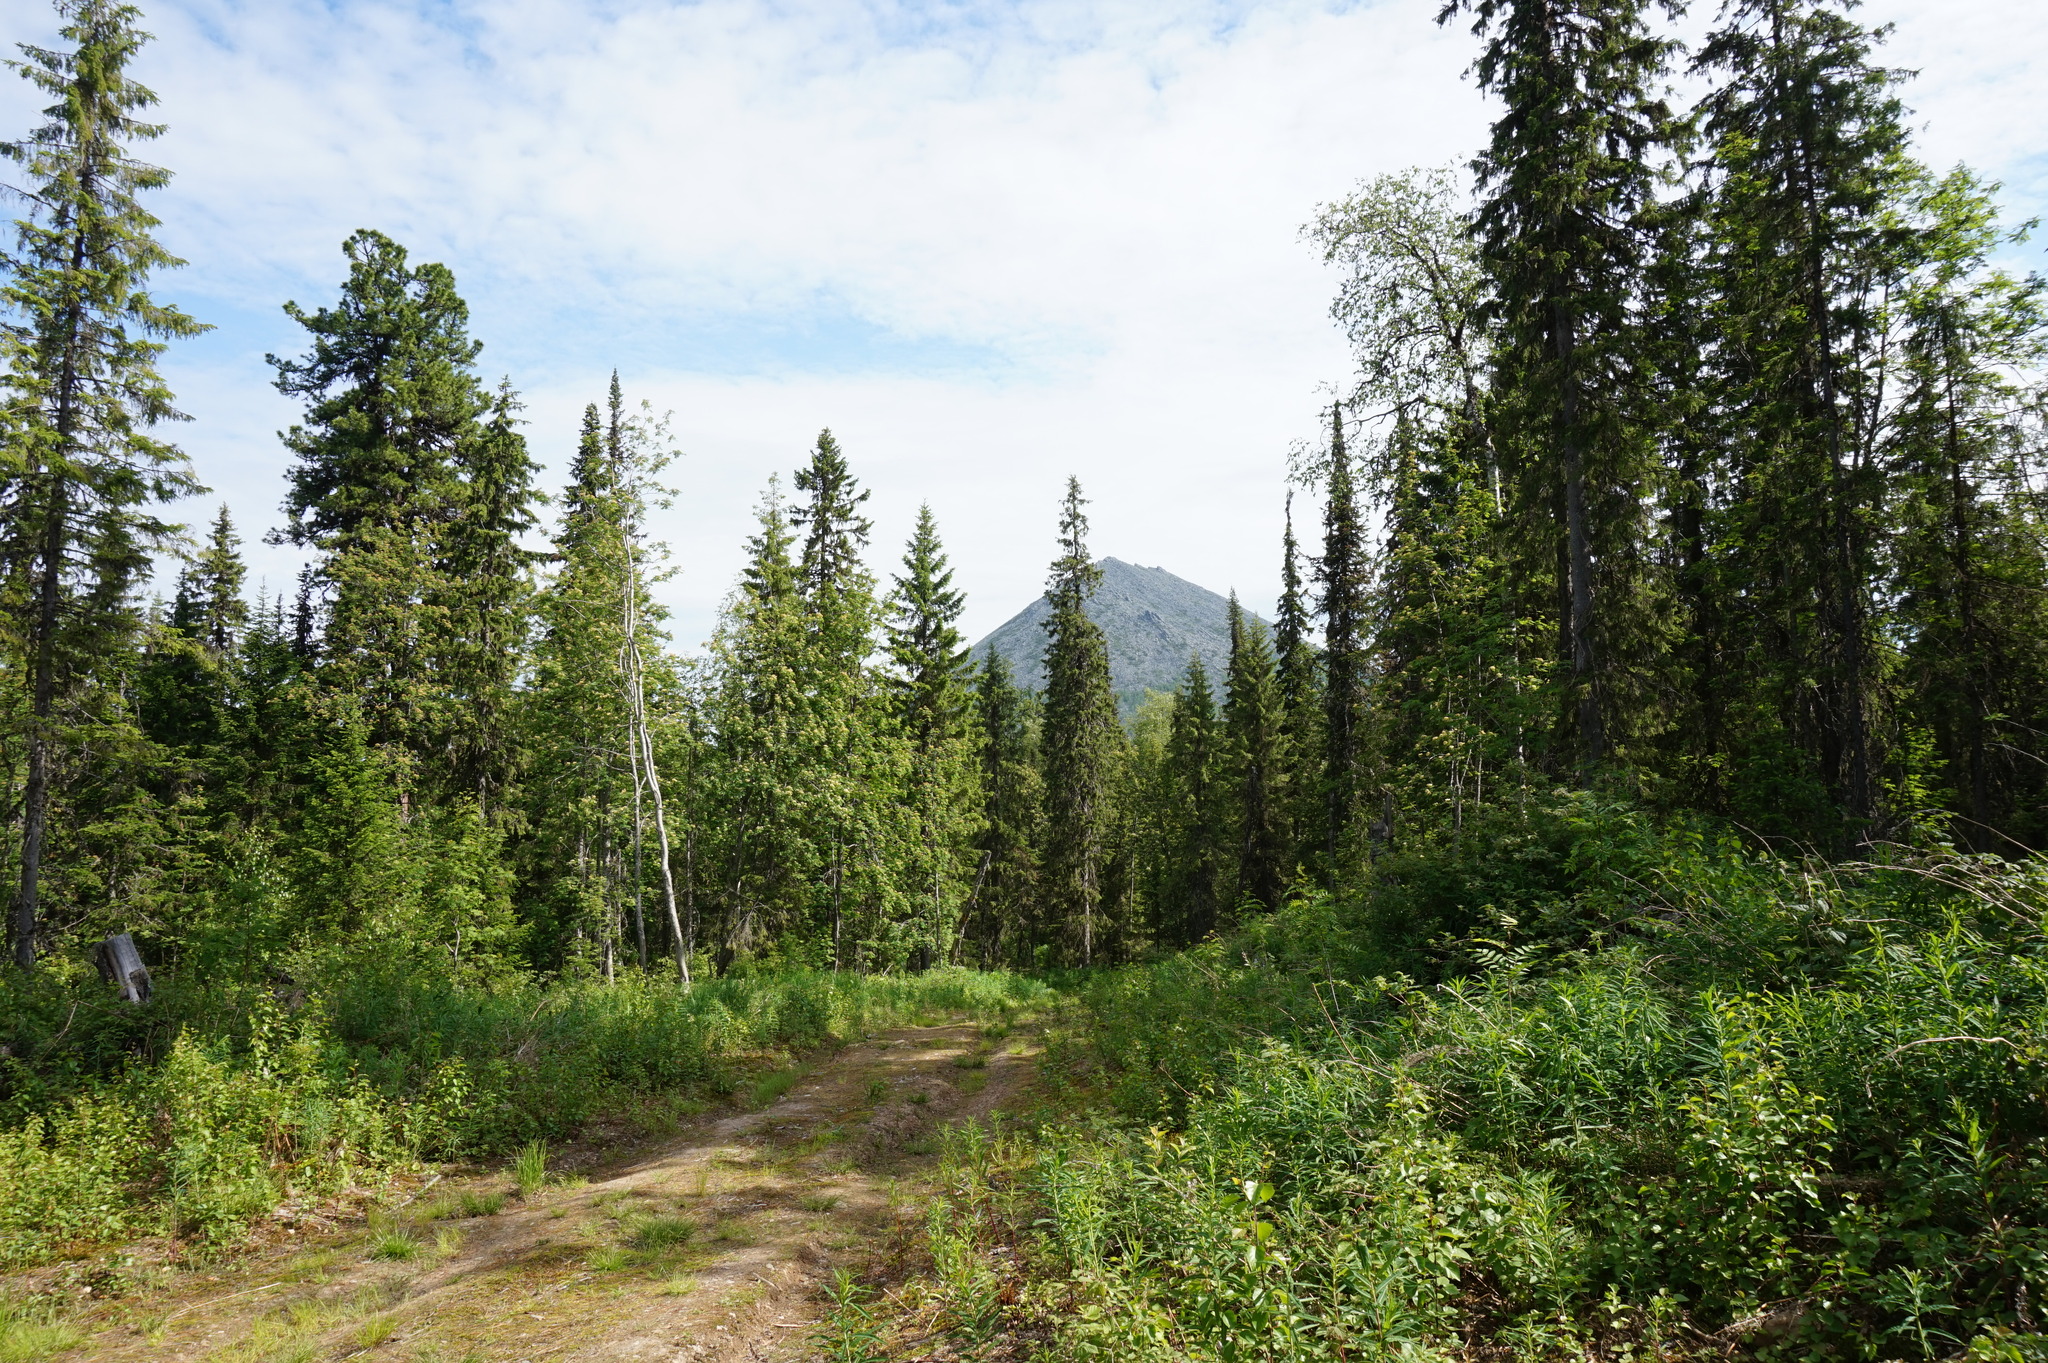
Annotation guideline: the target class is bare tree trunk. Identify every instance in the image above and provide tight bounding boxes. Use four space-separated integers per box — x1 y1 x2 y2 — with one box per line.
830 839 844 972
621 540 690 987
627 686 649 971
683 748 699 964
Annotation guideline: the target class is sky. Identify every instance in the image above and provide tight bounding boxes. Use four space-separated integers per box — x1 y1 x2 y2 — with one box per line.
0 0 2042 648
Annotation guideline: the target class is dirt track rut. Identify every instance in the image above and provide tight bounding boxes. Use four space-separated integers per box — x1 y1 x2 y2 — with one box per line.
63 1019 1035 1362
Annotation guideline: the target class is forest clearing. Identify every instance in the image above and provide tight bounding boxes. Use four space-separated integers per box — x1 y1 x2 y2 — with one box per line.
5 0 2048 1357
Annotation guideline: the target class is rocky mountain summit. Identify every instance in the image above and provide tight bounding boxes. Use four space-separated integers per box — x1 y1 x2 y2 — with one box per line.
970 557 1262 713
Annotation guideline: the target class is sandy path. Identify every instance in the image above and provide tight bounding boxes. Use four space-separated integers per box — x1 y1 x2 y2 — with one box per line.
60 1019 1036 1362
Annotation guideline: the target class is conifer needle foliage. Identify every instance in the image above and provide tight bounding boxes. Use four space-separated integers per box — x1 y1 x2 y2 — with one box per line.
2 4 2048 1354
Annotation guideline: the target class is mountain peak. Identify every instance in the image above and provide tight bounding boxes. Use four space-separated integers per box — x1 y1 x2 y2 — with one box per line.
970 558 1260 711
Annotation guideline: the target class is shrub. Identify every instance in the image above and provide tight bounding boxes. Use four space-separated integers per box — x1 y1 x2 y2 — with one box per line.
1008 815 2048 1359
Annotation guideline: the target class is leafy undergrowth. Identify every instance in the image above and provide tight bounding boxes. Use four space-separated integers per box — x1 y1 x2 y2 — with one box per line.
867 810 2048 1360
0 1016 1043 1362
0 966 1049 1270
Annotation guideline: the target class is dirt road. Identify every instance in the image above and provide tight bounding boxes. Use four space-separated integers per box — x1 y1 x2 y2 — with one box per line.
61 1019 1034 1362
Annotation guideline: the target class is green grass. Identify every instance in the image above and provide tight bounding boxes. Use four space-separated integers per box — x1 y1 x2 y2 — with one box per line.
511 1140 547 1197
456 1190 505 1217
750 1069 800 1107
367 1230 419 1262
627 1214 697 1251
586 1246 630 1272
353 1314 398 1348
0 1307 86 1362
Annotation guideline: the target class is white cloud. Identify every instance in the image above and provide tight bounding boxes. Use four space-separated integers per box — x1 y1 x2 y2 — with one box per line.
0 0 2038 645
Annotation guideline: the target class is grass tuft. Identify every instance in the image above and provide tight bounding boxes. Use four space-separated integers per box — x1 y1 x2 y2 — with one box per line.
353 1314 398 1348
750 1069 800 1108
0 1311 86 1363
628 1214 697 1251
367 1231 419 1262
512 1141 548 1198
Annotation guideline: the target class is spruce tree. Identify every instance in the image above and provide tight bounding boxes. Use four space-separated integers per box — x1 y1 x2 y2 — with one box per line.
791 427 874 653
1039 477 1122 966
1889 171 2048 849
886 505 971 745
1 0 206 967
885 505 979 964
271 229 503 781
436 378 540 812
138 505 244 755
707 483 817 963
521 402 628 972
522 382 685 977
1223 595 1288 912
187 503 247 655
1316 405 1369 867
1443 0 1674 770
1694 0 1913 832
1161 654 1223 946
1273 492 1321 864
964 653 1040 966
786 431 908 968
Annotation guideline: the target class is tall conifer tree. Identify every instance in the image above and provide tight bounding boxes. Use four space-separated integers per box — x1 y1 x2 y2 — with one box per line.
708 483 821 962
964 654 1040 966
271 230 509 786
1316 405 1369 866
1443 0 1674 770
1 0 205 966
139 505 244 756
885 505 979 964
1694 0 1912 831
1224 595 1288 912
1273 493 1321 864
1161 654 1224 946
522 386 672 975
437 379 539 812
787 431 906 967
1889 172 2048 849
1039 477 1122 965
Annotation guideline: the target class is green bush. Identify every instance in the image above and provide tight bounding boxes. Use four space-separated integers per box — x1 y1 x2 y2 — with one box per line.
0 1099 145 1266
1008 812 2048 1359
